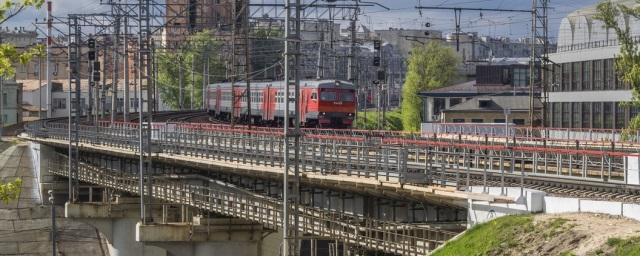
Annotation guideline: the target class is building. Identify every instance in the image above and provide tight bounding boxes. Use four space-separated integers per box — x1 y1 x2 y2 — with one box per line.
163 0 232 49
420 59 540 123
441 95 541 125
548 0 638 129
0 80 23 127
22 79 169 119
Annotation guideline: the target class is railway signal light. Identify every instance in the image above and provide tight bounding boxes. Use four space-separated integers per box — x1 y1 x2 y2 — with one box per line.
93 71 100 82
373 56 380 66
377 70 386 81
87 38 95 49
373 40 381 50
88 38 96 61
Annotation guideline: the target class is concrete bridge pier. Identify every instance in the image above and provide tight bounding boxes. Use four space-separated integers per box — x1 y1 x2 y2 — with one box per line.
65 199 266 256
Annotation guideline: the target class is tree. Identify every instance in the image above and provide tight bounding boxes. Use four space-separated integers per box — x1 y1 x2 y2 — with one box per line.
0 178 21 204
157 30 225 109
401 42 459 132
0 0 45 77
0 1 44 204
595 1 640 133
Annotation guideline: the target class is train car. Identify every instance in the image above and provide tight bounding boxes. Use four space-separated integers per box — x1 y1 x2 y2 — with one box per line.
207 80 356 128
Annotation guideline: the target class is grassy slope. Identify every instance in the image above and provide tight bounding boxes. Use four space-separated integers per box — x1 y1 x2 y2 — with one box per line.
433 214 640 256
432 215 534 256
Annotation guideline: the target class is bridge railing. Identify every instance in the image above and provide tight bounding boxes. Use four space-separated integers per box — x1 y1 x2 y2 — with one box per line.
48 159 457 256
24 119 640 195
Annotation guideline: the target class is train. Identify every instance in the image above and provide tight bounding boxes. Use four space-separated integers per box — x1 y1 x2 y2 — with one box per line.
206 79 357 128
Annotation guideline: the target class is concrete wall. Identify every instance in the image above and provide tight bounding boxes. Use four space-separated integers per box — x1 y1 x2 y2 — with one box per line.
466 186 546 227
543 196 640 222
466 185 640 227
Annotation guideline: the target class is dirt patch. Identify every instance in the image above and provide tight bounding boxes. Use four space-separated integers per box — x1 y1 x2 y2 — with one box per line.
535 213 640 255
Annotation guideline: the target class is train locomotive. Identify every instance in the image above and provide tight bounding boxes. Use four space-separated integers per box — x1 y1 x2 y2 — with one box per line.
206 79 356 128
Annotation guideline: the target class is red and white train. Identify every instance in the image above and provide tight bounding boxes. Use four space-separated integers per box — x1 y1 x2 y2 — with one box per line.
206 79 356 128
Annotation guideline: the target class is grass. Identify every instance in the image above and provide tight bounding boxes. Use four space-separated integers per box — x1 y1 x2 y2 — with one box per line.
606 237 640 256
432 215 534 256
354 109 403 131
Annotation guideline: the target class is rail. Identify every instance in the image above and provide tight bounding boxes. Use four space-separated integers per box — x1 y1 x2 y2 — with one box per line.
24 119 640 197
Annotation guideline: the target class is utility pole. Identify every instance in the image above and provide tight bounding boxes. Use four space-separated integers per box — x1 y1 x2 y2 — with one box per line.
282 0 302 254
191 57 195 110
46 1 52 118
111 16 120 123
123 16 129 122
67 15 81 203
529 0 537 127
179 55 184 110
348 10 358 123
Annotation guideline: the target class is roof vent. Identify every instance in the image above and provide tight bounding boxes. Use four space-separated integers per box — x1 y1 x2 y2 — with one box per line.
478 99 492 108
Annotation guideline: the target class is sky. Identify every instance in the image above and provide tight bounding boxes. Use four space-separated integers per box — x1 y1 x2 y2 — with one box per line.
4 0 602 42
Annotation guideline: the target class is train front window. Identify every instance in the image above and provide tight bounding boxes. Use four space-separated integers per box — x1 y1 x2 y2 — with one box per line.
320 91 337 101
341 92 354 102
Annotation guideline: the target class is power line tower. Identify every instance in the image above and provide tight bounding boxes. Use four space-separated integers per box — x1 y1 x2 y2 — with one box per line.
230 0 250 127
67 15 81 203
533 0 550 127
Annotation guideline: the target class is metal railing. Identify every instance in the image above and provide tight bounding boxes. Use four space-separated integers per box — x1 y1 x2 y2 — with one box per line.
48 160 457 256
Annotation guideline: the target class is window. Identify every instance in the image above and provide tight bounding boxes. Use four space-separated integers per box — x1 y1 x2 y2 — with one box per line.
321 91 337 101
471 119 483 123
513 68 528 87
53 98 66 110
2 93 6 107
572 102 580 128
450 98 462 107
340 92 353 102
562 102 570 128
562 63 570 91
311 92 318 100
494 119 506 123
593 60 603 90
631 106 640 121
572 62 581 91
593 102 602 128
605 59 615 90
615 102 626 129
479 99 491 108
582 102 591 128
582 61 591 90
452 118 465 123
513 119 525 125
553 103 561 127
604 102 614 128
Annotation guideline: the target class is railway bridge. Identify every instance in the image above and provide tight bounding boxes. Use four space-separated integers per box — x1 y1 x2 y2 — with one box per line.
20 114 640 255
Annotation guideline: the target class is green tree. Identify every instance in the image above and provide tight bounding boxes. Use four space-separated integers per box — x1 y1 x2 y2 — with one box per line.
0 1 44 204
594 1 640 133
401 42 459 132
0 178 21 204
157 30 225 109
0 0 45 77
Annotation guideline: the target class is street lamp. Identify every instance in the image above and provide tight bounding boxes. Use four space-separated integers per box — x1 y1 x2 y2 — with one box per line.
48 190 56 256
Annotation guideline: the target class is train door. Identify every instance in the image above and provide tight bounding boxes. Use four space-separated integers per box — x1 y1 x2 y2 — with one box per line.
299 87 309 125
233 88 242 118
215 86 221 115
262 86 276 121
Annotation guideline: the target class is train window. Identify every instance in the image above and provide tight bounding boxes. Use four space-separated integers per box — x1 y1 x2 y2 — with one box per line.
320 91 337 101
311 92 317 100
341 92 354 102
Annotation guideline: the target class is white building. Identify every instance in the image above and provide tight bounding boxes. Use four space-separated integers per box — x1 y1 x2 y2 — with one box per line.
548 0 638 129
22 79 170 119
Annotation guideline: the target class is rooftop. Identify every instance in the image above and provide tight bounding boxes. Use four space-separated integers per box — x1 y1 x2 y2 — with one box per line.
443 95 542 113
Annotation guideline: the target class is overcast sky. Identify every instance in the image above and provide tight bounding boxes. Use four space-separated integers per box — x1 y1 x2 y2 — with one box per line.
5 0 601 41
